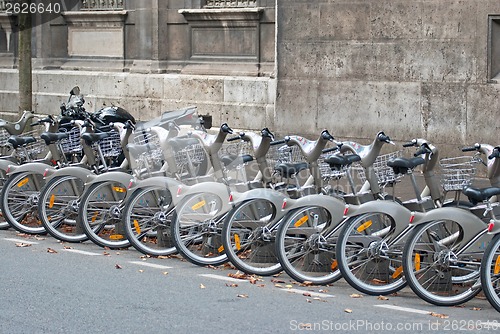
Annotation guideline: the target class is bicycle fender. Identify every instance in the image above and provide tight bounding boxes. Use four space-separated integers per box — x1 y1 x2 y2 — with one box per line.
176 181 232 206
229 188 287 206
411 207 487 248
84 171 132 187
7 162 53 176
281 194 346 224
346 200 414 238
44 166 93 183
0 159 16 172
129 176 182 198
229 188 289 220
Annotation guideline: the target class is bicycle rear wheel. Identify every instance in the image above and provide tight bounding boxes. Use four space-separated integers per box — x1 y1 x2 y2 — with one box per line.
78 181 130 249
38 175 87 242
222 199 282 276
1 171 46 234
402 219 482 306
122 185 176 256
480 233 500 312
0 168 10 230
275 206 341 285
336 212 407 295
171 192 227 266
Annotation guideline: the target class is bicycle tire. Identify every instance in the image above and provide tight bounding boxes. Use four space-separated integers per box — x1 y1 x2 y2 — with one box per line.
0 168 10 230
336 212 407 295
171 192 228 266
38 175 87 242
122 185 177 256
402 219 482 306
78 180 130 249
480 233 500 312
222 198 282 276
1 171 47 234
275 205 342 284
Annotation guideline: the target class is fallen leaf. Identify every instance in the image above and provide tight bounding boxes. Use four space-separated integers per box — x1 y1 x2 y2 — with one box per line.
258 284 265 288
237 294 248 298
344 309 353 313
63 246 72 249
115 264 122 269
162 271 169 275
300 281 314 286
34 236 45 241
249 277 257 284
350 293 363 298
47 248 58 253
285 284 293 289
15 243 31 248
200 284 206 289
225 283 238 288
377 295 389 300
138 270 144 273
274 284 283 288
103 251 110 256
430 312 448 319
471 307 481 311
115 252 121 255
303 292 312 297
271 278 286 284
306 299 312 303
318 289 328 293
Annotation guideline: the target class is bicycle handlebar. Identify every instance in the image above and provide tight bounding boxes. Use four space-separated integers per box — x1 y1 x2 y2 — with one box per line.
403 141 415 148
322 147 338 154
462 146 477 152
489 147 500 160
270 139 287 146
227 134 243 142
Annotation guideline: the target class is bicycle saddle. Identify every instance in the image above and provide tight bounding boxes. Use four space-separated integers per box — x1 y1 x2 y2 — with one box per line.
81 132 113 145
7 135 36 148
40 132 69 145
274 162 308 178
462 187 500 205
324 154 361 170
220 154 253 167
387 157 425 174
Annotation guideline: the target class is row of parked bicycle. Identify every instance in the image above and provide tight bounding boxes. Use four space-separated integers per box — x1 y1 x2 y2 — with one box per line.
0 86 499 312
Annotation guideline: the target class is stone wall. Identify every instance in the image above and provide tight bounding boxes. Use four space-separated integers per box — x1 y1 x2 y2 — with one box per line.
0 69 276 130
275 0 500 156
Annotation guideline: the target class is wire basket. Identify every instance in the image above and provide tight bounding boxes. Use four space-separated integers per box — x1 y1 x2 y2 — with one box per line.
439 156 477 192
174 143 206 167
266 145 304 170
59 126 83 154
94 130 122 158
0 128 10 148
355 150 403 185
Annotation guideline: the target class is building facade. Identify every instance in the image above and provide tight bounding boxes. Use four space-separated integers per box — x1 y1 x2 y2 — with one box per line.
0 0 498 157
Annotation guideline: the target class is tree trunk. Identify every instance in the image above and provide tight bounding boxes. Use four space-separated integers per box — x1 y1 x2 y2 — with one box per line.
18 1 32 114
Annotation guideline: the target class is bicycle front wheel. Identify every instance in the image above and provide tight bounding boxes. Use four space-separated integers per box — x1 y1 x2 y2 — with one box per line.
1 171 46 234
122 185 176 256
336 213 407 295
171 192 227 266
222 199 282 276
481 233 500 312
38 175 87 242
275 206 341 285
402 219 482 306
78 181 130 249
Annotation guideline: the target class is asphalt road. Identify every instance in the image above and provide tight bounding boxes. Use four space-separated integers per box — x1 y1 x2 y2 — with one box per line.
0 227 499 334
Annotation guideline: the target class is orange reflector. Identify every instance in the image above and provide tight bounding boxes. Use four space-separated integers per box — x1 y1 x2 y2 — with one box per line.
113 186 126 193
294 216 308 228
109 234 124 240
234 233 241 251
17 177 29 188
91 211 99 223
228 193 233 203
414 253 421 271
43 169 49 177
191 200 206 210
392 266 403 279
133 219 141 234
494 255 500 275
331 260 338 270
409 212 415 224
48 194 55 209
356 220 372 232
218 245 224 253
343 205 349 216
128 180 134 189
